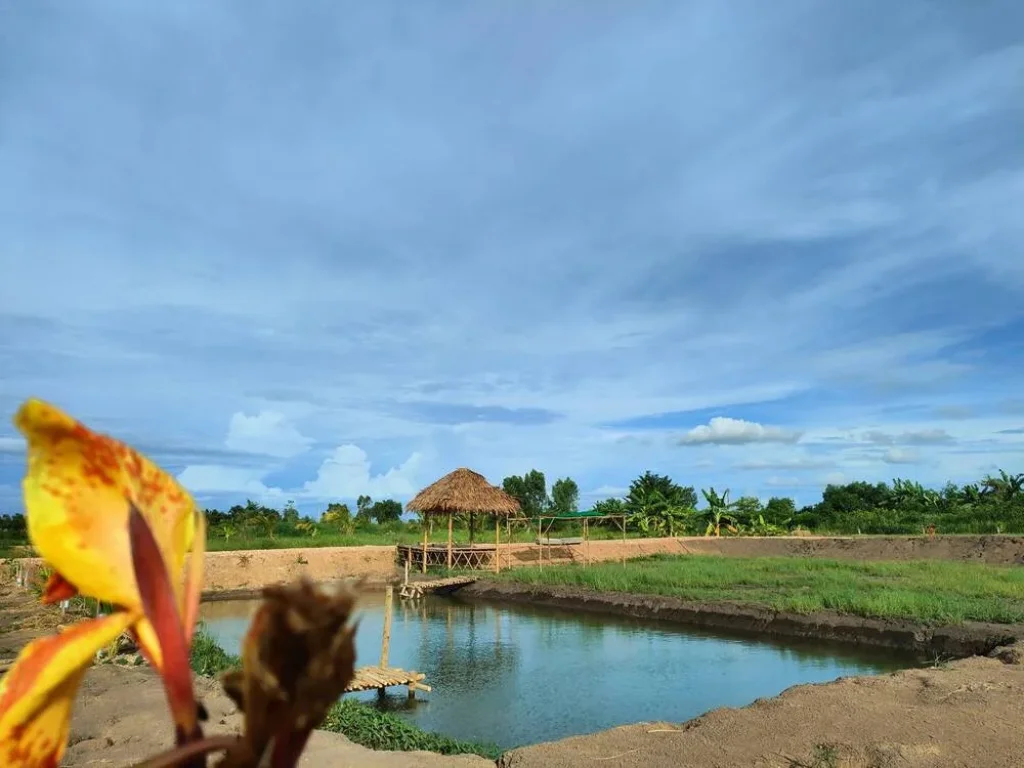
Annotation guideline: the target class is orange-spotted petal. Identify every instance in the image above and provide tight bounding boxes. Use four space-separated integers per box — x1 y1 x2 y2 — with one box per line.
0 668 85 768
15 398 198 611
0 612 134 767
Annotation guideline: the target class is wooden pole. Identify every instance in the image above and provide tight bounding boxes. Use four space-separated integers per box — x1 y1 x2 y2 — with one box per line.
380 585 393 668
584 517 589 565
621 515 626 565
404 559 410 588
537 517 543 570
447 513 453 571
494 516 501 573
422 519 429 574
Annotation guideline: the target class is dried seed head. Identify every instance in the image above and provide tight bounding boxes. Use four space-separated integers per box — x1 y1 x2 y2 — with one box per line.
217 578 358 768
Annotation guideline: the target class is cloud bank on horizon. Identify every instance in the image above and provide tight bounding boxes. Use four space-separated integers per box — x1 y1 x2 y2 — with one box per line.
1 1 1022 514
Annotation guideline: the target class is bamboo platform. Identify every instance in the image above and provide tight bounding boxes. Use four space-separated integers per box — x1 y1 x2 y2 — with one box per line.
345 665 431 698
399 575 476 600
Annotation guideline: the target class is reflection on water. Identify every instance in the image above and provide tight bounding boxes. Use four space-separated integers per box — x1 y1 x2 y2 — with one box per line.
199 593 918 749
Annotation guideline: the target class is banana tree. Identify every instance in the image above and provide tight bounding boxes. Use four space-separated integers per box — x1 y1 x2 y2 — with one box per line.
700 487 737 537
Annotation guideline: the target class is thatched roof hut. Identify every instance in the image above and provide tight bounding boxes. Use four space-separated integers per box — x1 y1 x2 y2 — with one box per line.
406 468 521 517
406 468 521 574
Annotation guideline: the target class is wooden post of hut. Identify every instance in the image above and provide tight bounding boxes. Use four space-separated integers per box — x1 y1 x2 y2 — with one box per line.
406 467 521 575
447 513 454 571
494 515 501 573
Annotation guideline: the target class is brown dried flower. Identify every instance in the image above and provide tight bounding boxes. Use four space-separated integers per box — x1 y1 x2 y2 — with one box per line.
216 578 358 768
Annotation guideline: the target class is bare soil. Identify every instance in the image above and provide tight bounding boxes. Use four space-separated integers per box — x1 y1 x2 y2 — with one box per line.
461 582 1024 657
500 644 1024 768
61 665 490 768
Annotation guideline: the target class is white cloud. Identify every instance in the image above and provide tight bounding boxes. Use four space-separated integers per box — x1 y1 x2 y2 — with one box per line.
300 446 423 500
882 447 922 465
177 465 282 500
862 428 954 445
823 472 847 485
678 417 802 446
225 411 313 458
0 2 1021 512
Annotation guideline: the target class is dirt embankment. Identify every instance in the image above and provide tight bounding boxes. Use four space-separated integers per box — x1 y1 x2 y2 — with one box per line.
501 643 1024 768
11 535 1024 597
460 581 1024 658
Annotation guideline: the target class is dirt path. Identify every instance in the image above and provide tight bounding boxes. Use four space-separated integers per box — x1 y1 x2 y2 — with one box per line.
62 665 490 768
502 643 1024 768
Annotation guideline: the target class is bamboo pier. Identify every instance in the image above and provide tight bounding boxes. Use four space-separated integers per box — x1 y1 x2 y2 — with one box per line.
350 584 431 699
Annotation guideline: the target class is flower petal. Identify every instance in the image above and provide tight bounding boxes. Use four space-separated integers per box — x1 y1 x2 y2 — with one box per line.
0 612 134 767
15 399 198 610
128 504 201 744
0 668 85 768
182 508 206 641
39 571 78 606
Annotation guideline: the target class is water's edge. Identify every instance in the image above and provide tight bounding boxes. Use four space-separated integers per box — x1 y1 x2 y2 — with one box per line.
459 580 1024 657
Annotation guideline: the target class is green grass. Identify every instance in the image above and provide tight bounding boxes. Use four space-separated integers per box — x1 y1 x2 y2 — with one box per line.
494 554 1024 625
188 624 498 759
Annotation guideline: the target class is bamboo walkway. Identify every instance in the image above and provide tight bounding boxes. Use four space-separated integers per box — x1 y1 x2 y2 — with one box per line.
344 665 431 697
399 575 476 600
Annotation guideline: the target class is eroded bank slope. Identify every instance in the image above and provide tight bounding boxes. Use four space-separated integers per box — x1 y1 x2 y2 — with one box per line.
461 581 1024 656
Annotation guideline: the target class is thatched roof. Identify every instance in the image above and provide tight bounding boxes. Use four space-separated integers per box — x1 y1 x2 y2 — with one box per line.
406 467 521 517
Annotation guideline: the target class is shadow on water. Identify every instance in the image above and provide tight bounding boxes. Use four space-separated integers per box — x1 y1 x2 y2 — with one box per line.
199 592 921 750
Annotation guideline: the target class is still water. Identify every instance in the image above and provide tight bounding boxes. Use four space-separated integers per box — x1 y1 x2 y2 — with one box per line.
199 594 918 750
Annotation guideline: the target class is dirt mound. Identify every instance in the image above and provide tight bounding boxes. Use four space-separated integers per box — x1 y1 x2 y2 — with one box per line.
500 642 1024 768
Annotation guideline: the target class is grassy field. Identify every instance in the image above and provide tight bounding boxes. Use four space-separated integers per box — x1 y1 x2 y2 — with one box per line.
188 625 500 759
494 554 1024 625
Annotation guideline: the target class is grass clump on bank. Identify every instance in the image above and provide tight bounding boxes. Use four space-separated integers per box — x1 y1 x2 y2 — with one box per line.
188 624 499 759
495 554 1024 625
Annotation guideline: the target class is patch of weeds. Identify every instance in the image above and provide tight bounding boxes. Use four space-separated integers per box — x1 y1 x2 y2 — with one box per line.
296 554 309 565
236 553 252 568
320 699 500 759
189 623 241 676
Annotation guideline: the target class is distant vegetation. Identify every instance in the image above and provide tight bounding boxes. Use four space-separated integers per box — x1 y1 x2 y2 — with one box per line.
497 554 1024 625
2 468 1022 555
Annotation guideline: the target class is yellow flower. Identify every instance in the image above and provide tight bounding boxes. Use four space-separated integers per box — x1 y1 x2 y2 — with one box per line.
0 399 206 767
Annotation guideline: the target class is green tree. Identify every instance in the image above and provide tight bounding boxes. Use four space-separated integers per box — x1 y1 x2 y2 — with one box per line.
732 496 763 526
355 494 374 527
502 469 549 517
700 487 736 537
320 502 353 532
624 472 697 537
370 499 404 524
550 477 580 515
282 499 300 525
763 496 796 526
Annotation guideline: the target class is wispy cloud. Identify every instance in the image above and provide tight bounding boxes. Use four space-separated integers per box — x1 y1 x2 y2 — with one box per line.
1 1 1022 512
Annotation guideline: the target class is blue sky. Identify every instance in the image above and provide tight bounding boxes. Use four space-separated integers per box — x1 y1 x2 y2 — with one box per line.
1 1 1022 515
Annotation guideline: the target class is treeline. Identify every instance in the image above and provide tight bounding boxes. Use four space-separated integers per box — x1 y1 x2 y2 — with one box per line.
584 468 1024 536
1 469 1021 543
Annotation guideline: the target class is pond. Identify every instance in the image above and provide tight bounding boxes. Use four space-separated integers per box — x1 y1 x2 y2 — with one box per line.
199 592 919 750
